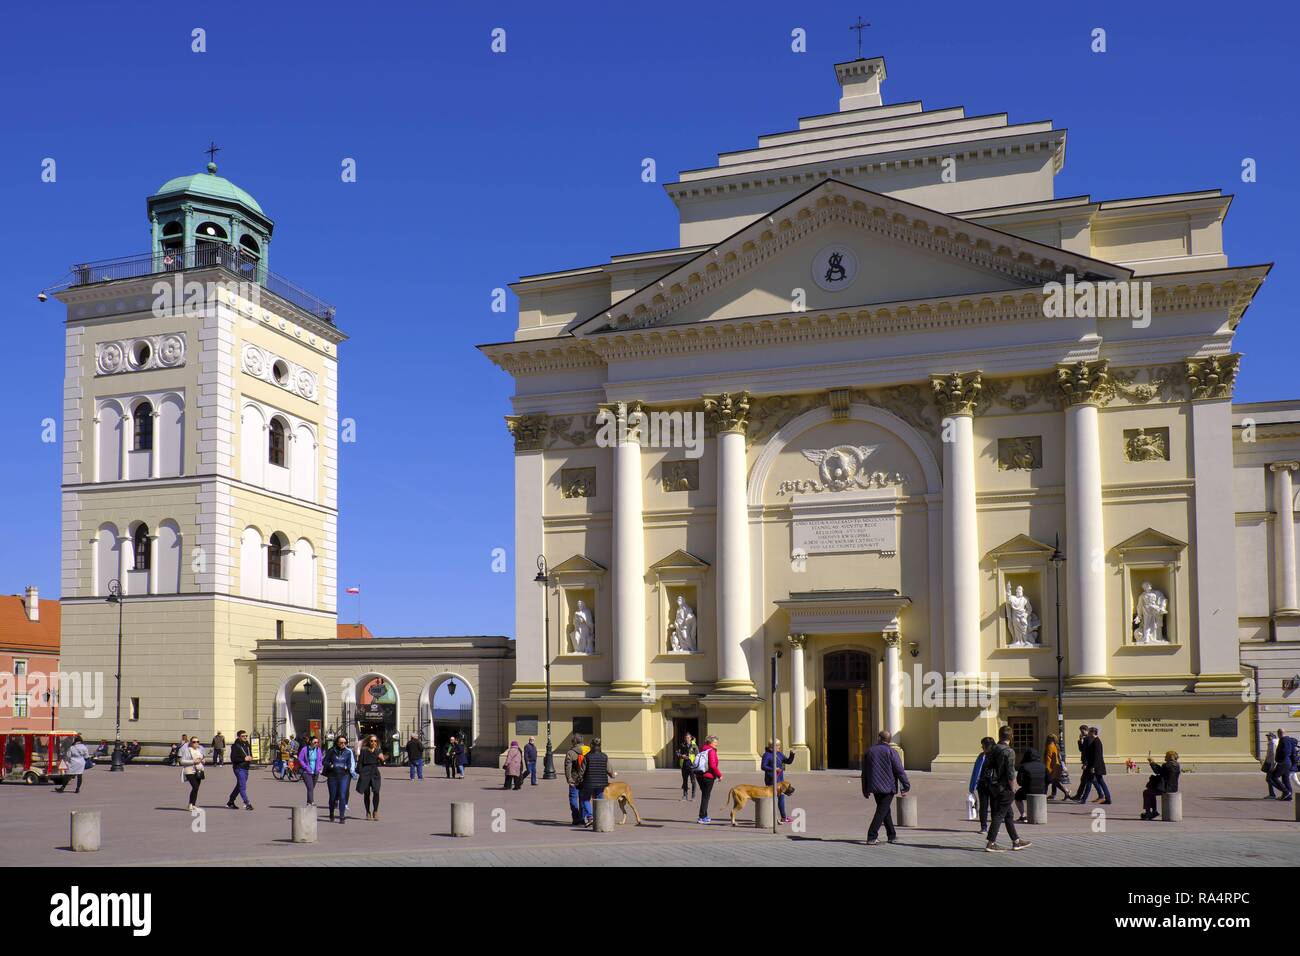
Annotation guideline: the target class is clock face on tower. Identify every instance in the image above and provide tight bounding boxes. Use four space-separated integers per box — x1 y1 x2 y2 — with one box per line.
812 243 859 292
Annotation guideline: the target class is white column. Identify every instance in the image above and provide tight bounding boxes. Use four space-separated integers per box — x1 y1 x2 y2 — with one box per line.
607 402 646 693
1059 362 1109 684
931 373 981 678
787 635 807 748
148 535 159 595
706 393 755 694
1272 462 1300 612
149 411 161 479
883 619 903 738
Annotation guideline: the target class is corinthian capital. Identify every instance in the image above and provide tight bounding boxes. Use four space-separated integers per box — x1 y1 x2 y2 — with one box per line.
596 400 645 444
703 392 752 435
505 413 547 451
1185 354 1241 401
786 633 807 651
930 371 983 417
1055 360 1110 406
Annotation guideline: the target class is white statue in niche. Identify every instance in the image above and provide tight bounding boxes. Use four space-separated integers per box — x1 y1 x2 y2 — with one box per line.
1132 582 1169 644
1004 584 1041 646
669 595 697 653
569 600 595 654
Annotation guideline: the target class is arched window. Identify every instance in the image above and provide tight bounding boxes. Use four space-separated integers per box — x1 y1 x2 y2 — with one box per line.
268 533 288 580
268 418 286 467
133 402 154 451
133 524 151 571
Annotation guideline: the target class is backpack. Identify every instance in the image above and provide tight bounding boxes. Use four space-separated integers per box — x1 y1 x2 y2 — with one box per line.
692 750 711 774
979 750 1002 791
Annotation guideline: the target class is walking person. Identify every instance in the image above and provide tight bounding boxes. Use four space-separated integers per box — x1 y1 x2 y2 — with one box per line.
53 734 90 794
1140 750 1181 820
179 736 206 811
1069 724 1092 800
324 735 357 824
1272 728 1296 800
1044 733 1071 800
762 739 796 824
443 737 458 778
299 735 324 805
564 734 590 825
456 737 468 777
984 727 1032 852
696 735 722 824
357 735 385 820
1014 747 1046 822
969 737 993 833
1077 727 1112 804
675 733 699 800
406 736 424 781
225 730 254 811
580 738 614 825
860 730 910 846
211 731 226 766
523 736 538 785
503 740 526 790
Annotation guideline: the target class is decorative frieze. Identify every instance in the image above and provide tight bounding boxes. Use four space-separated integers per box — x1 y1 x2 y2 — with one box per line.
1186 354 1241 400
96 333 186 376
1055 359 1110 406
930 370 983 417
1124 427 1169 462
703 392 751 435
241 343 318 401
997 436 1042 471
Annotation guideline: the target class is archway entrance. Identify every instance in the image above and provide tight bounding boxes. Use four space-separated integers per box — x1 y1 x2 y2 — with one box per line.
418 674 476 767
824 650 872 770
278 674 327 743
354 674 399 750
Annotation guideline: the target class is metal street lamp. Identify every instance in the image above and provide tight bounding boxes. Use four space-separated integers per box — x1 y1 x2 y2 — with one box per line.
105 579 126 771
1050 535 1066 748
534 555 557 780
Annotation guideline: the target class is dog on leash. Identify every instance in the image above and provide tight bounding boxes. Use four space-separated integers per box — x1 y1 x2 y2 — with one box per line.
601 781 644 825
726 782 796 826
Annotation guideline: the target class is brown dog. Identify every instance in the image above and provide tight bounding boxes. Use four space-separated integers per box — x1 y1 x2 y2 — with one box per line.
602 780 644 825
727 782 796 826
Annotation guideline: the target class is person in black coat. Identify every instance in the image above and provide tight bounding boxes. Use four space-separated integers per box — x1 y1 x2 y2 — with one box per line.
579 737 615 825
1141 750 1181 820
1069 725 1091 800
1077 727 1112 804
1013 747 1047 822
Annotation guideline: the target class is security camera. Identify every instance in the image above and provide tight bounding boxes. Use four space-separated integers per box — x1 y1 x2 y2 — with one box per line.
37 292 47 302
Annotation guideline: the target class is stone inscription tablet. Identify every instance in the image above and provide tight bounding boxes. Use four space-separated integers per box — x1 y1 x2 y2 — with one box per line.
793 515 896 555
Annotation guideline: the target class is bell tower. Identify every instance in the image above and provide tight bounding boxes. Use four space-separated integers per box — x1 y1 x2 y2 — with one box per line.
55 159 344 747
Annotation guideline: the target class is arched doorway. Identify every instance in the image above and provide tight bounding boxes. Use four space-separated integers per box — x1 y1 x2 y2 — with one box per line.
276 673 328 743
823 650 872 770
418 673 476 767
352 673 400 750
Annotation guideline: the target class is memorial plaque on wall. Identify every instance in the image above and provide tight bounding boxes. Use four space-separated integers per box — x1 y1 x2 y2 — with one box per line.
1208 717 1238 738
516 715 539 735
792 514 896 555
572 716 594 735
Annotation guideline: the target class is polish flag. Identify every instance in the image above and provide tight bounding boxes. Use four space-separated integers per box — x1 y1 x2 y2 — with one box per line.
346 586 360 594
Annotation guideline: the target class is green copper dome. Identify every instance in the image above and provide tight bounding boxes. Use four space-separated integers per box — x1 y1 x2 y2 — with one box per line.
153 162 264 215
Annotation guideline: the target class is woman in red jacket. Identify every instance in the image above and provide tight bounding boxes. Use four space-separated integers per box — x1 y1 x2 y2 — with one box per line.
697 735 723 824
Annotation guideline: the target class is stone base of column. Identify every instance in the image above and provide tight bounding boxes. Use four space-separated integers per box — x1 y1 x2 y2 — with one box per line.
1066 675 1115 691
1190 673 1249 693
607 680 649 696
507 683 547 699
789 744 812 773
711 678 758 695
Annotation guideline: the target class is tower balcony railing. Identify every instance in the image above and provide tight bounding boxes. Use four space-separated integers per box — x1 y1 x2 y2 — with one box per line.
48 243 336 324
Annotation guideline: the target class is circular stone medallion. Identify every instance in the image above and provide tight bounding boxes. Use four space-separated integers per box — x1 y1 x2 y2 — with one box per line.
812 244 859 292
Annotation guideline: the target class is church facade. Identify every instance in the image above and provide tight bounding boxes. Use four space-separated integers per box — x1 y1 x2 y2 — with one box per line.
483 57 1294 772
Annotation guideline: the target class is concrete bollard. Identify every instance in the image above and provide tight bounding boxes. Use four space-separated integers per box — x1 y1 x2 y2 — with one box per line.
895 792 918 828
1026 793 1048 824
451 801 474 837
69 811 100 852
753 796 775 829
1160 792 1183 822
592 798 618 832
291 805 317 844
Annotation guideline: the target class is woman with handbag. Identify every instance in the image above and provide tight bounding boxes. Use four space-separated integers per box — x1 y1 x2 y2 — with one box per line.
357 735 385 821
503 740 526 790
1044 734 1070 800
179 736 206 811
53 735 91 794
325 735 358 824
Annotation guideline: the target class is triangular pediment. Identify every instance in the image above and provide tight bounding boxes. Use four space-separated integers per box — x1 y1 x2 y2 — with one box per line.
550 554 607 575
569 179 1130 335
649 549 711 571
985 533 1057 561
1112 528 1187 556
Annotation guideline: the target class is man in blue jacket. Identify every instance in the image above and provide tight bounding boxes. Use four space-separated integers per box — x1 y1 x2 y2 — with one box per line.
969 737 994 833
1273 728 1297 800
860 731 910 845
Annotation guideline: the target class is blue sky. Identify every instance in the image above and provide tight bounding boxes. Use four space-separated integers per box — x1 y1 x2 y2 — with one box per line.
1 1 1296 638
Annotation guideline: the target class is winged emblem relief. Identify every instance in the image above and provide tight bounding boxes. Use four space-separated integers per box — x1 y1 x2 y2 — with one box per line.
777 443 909 495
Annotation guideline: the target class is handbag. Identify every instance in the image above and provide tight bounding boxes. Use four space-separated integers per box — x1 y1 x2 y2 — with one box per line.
966 792 977 821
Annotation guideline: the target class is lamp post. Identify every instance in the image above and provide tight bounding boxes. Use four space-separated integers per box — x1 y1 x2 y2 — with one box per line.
534 555 557 780
1050 535 1066 748
105 579 126 771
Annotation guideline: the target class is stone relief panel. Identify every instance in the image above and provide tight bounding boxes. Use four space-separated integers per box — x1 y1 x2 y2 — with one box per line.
997 436 1042 471
1124 427 1170 462
661 458 699 492
96 333 186 376
241 343 318 402
559 466 596 498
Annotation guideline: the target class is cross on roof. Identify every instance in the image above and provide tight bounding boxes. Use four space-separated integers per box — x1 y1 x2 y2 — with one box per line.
849 16 870 59
204 141 221 167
